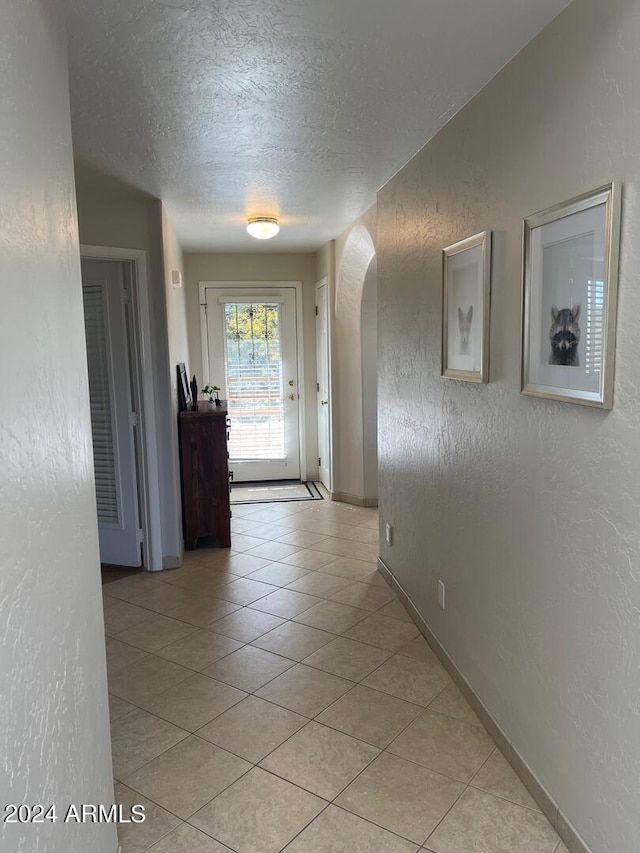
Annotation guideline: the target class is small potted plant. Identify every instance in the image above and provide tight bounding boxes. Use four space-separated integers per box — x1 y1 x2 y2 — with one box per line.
202 384 221 409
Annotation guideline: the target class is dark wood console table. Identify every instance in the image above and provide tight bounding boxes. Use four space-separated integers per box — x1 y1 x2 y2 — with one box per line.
178 406 231 549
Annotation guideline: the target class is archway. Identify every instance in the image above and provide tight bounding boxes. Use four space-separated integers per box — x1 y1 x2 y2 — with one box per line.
361 255 378 500
334 224 378 505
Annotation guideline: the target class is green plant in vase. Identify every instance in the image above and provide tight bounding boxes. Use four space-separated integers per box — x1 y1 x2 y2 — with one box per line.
202 384 221 408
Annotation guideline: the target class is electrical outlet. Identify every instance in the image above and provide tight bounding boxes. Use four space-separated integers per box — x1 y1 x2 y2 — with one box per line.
385 523 393 546
438 579 446 610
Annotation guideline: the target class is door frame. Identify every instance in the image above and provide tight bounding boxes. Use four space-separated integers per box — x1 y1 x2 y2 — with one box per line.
315 276 333 492
200 280 307 482
81 245 163 572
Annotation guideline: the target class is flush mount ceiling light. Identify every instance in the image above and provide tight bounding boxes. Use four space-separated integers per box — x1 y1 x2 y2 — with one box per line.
246 216 280 240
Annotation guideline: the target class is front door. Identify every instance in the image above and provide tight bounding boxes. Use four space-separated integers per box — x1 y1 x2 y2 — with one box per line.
81 259 142 567
205 288 301 482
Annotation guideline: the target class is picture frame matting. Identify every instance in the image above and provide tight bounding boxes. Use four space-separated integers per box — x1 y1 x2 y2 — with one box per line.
521 182 621 409
442 230 491 384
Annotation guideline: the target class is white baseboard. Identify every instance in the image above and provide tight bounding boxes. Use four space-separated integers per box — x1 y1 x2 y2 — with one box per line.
377 556 592 853
330 491 378 507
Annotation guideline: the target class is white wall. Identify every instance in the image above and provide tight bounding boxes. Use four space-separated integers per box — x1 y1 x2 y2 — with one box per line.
0 3 115 851
75 166 183 567
377 0 640 851
361 258 378 499
185 252 319 479
330 206 378 504
162 208 189 381
315 242 334 286
161 206 188 563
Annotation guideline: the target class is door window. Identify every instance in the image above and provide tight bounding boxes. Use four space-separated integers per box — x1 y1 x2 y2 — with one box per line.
223 302 285 461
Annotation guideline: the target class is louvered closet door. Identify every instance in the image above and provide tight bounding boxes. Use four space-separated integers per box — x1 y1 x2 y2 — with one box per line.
81 259 141 567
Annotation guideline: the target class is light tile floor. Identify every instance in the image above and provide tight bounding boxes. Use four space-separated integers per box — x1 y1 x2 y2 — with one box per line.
105 496 564 853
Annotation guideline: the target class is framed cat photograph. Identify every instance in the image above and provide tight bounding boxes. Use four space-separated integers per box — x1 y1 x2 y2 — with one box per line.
442 230 491 383
521 183 621 408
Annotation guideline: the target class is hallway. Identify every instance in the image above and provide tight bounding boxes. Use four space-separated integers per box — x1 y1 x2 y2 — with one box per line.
105 498 565 853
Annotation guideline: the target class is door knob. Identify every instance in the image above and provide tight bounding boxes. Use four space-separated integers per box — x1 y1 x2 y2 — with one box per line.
288 379 294 386
288 393 296 401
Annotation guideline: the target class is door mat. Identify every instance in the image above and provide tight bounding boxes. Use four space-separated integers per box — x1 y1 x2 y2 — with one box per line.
230 480 323 505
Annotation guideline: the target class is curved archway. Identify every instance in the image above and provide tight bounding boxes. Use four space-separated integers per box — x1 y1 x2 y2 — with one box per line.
333 224 378 504
361 255 378 499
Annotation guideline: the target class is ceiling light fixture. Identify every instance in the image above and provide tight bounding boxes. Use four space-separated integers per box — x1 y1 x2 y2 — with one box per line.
246 216 280 240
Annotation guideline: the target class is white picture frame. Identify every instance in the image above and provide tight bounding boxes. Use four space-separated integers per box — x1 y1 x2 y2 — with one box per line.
442 231 491 383
521 183 621 409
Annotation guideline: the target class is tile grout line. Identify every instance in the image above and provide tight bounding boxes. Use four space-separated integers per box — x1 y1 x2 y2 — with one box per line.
109 581 394 700
110 585 453 738
113 670 515 803
111 502 560 852
119 741 256 847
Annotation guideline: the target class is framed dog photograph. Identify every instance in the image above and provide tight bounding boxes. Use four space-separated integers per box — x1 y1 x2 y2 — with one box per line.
442 230 491 383
521 184 621 408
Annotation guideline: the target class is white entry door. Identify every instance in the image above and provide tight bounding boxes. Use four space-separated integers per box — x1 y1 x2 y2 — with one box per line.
315 282 331 490
81 259 141 567
206 288 301 482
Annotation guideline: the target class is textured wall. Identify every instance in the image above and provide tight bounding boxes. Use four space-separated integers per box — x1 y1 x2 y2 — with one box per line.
315 243 333 284
184 252 319 479
161 206 188 564
0 3 116 851
361 260 378 499
75 166 182 567
377 1 640 851
333 207 378 502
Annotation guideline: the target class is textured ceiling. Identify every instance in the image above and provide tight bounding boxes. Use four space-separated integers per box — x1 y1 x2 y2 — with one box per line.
65 0 571 251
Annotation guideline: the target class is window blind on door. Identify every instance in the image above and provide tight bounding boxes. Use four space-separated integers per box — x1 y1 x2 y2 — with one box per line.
585 279 604 376
82 283 119 524
223 302 285 461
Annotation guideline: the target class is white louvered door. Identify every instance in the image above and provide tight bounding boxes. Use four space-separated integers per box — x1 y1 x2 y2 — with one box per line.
81 259 141 567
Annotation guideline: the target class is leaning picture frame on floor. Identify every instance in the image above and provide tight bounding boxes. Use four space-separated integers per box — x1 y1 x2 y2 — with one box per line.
521 183 621 409
442 230 491 383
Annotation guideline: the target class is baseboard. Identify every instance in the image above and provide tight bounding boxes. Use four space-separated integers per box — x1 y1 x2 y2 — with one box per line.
330 491 378 507
162 554 181 570
377 556 592 853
